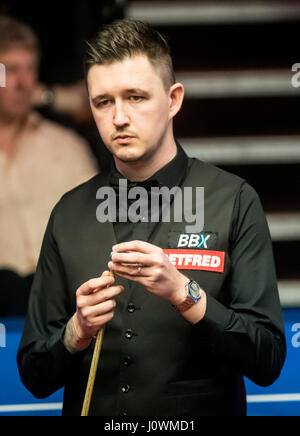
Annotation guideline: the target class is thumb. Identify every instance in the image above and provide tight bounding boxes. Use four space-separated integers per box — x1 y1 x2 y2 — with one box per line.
101 270 115 278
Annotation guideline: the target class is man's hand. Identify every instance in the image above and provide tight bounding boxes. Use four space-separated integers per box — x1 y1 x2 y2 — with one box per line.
108 241 207 324
108 241 188 306
64 271 124 353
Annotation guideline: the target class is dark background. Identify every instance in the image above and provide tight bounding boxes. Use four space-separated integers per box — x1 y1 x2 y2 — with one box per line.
0 0 127 83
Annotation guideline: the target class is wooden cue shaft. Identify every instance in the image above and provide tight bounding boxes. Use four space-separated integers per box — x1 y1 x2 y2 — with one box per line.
81 270 114 417
80 326 105 416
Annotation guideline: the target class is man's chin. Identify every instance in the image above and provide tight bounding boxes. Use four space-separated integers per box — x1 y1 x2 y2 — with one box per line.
112 146 145 163
115 154 142 164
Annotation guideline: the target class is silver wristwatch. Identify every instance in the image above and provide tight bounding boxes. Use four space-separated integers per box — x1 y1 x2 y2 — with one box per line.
176 280 203 312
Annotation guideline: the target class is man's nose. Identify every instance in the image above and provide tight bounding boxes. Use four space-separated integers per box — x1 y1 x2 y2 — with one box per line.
113 101 130 127
16 69 35 89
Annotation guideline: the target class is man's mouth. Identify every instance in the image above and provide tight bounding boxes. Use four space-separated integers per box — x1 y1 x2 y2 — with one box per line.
114 135 135 144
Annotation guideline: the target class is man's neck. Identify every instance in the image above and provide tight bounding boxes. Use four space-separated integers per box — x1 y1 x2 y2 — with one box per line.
0 116 26 157
114 138 178 182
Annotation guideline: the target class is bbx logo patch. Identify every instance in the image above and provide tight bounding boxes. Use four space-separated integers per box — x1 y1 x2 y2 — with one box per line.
169 232 218 249
178 233 210 248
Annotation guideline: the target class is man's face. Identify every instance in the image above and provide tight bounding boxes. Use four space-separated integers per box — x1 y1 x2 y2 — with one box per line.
87 55 174 165
0 48 38 121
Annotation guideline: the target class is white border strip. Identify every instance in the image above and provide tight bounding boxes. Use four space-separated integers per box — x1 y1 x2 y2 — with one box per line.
278 281 300 308
181 136 300 165
176 70 300 99
247 394 300 403
267 214 300 242
128 2 300 25
0 403 63 413
1 395 300 413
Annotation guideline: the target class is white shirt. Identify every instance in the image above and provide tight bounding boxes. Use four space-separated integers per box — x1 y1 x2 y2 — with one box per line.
0 112 98 276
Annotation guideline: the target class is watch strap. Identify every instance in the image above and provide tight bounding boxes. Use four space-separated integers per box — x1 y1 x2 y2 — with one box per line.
176 296 198 313
175 280 202 313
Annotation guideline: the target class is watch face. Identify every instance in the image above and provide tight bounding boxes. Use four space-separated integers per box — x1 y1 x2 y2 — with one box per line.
189 281 201 299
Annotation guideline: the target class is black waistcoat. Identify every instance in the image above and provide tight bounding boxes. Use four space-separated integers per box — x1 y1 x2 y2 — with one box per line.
56 158 245 416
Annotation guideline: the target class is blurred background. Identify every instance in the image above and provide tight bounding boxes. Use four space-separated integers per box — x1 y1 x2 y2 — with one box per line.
0 0 300 416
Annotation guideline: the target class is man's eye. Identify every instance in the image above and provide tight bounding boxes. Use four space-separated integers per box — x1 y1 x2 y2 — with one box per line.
130 96 143 102
6 66 18 74
93 99 112 108
98 100 111 107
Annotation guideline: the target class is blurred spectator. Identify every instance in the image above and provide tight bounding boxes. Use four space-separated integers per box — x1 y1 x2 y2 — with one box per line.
0 1 127 170
0 16 98 316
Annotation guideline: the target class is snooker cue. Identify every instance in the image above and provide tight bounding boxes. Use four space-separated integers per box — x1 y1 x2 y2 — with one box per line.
81 270 114 416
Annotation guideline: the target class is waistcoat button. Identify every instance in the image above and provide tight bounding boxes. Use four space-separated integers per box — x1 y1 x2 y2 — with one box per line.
123 356 133 366
121 384 131 394
125 329 134 339
127 303 136 314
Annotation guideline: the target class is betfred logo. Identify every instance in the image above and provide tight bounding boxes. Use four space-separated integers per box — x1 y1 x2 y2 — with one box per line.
163 249 225 273
177 233 212 249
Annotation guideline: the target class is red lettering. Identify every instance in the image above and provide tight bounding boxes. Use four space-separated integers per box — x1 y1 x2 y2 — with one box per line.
163 249 225 273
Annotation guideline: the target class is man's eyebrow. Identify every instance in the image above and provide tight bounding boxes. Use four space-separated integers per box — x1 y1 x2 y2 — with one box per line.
91 89 150 102
124 88 150 96
91 93 111 102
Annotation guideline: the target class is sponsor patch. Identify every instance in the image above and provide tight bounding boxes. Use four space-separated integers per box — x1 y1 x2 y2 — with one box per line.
163 249 225 273
168 232 218 249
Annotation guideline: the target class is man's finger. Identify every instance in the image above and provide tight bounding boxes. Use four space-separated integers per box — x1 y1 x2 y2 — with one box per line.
88 285 124 306
109 262 151 278
102 270 113 277
110 251 152 266
112 240 161 255
77 275 115 296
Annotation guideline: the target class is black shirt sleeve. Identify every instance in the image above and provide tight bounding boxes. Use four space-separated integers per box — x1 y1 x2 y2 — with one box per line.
17 207 84 399
196 182 286 386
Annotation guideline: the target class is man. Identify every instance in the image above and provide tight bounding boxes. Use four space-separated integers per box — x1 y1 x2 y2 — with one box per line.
0 17 97 315
18 19 286 416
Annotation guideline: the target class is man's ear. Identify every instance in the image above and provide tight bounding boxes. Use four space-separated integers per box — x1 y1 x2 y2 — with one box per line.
168 83 184 120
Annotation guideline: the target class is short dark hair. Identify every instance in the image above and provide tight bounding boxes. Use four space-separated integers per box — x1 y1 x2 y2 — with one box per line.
0 16 40 57
84 19 175 91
